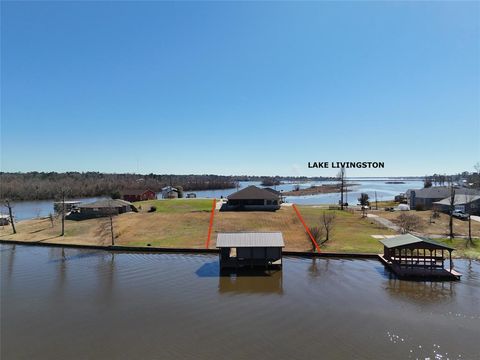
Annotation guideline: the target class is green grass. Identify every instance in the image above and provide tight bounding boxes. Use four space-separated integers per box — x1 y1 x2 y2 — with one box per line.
298 206 395 253
432 238 480 260
133 199 214 213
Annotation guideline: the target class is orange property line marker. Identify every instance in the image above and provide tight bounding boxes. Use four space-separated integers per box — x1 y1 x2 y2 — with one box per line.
292 204 321 253
205 198 216 249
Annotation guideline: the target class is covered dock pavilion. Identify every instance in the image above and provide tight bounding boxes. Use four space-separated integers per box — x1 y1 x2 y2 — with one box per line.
216 232 285 270
378 234 461 280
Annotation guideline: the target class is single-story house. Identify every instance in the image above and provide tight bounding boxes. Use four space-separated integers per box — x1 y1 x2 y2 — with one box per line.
0 214 10 225
186 193 196 198
433 194 480 215
122 189 157 202
161 186 179 199
406 187 480 210
225 185 281 210
67 199 136 220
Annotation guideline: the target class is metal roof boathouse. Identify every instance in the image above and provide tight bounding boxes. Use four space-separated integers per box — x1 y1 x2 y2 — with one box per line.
216 232 285 270
378 234 461 280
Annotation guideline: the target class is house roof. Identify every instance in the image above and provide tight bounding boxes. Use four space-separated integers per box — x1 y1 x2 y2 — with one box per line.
227 185 280 200
161 186 178 192
379 234 455 250
216 232 285 248
263 187 281 195
122 189 154 196
434 194 480 206
79 199 133 209
408 186 480 199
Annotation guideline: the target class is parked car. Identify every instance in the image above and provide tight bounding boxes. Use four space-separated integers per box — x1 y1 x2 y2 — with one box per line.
452 210 469 221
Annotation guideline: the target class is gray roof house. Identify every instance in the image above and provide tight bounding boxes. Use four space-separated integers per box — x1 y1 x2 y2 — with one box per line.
225 185 281 211
433 194 480 215
406 186 480 210
67 199 136 220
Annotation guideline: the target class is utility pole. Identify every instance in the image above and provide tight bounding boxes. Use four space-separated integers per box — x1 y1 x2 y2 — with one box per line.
61 190 65 236
110 214 114 246
448 184 455 239
5 200 16 234
375 191 378 210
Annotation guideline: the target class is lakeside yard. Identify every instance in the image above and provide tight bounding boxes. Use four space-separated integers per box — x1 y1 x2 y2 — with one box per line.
1 199 479 258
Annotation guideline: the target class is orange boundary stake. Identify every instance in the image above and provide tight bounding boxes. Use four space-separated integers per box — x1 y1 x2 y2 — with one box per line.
292 204 321 253
205 199 216 249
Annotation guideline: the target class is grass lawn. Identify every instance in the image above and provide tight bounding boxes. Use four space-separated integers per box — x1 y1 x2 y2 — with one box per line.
377 209 480 237
432 238 480 260
297 206 395 253
134 198 214 213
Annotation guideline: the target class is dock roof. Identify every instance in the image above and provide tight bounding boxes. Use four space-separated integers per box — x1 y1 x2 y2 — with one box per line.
379 234 454 250
216 232 285 248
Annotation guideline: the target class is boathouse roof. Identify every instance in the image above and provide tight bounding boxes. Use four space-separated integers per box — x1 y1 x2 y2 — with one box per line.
379 234 454 250
216 232 285 248
227 186 280 201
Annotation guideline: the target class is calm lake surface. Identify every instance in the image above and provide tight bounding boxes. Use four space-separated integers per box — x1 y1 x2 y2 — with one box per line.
1 179 423 221
1 244 479 360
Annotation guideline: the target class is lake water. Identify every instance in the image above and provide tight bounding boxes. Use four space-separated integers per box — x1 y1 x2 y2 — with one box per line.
1 244 479 360
2 179 423 221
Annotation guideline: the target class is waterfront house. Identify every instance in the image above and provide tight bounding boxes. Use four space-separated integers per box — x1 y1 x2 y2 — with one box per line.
378 234 461 280
122 189 157 202
433 194 480 215
0 214 9 225
406 186 480 210
216 232 284 269
67 199 136 220
161 186 179 199
225 185 281 210
53 201 82 214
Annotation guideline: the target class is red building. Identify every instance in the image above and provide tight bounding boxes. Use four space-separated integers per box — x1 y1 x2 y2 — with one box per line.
122 189 157 202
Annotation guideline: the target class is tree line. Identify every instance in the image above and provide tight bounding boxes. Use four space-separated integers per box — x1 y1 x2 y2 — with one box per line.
0 172 238 201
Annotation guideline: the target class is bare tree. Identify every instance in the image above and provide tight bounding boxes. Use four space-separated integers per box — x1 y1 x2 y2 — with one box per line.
448 185 455 239
306 226 324 251
4 200 16 234
337 167 346 210
396 213 423 234
322 212 336 242
49 213 54 228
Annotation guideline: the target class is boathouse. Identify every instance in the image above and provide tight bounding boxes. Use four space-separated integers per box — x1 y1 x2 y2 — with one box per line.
378 234 461 280
225 185 281 211
217 232 284 269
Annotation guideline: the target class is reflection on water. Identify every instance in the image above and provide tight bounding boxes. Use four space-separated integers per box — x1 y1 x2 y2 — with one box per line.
1 244 479 360
218 269 283 294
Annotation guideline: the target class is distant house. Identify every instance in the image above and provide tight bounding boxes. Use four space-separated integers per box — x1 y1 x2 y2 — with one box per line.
0 214 10 226
67 199 136 220
122 189 156 202
433 194 480 215
186 193 196 198
406 186 480 210
162 186 179 199
225 185 281 210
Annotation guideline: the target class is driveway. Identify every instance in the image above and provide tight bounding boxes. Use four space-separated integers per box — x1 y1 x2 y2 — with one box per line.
367 213 400 232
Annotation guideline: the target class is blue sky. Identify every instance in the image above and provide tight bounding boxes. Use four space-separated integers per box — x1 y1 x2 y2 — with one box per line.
1 1 479 177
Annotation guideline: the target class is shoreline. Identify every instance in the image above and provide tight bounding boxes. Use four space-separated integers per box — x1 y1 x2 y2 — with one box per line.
0 238 474 260
282 183 359 196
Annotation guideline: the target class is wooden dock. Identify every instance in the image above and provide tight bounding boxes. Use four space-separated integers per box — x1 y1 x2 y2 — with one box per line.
378 254 462 281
